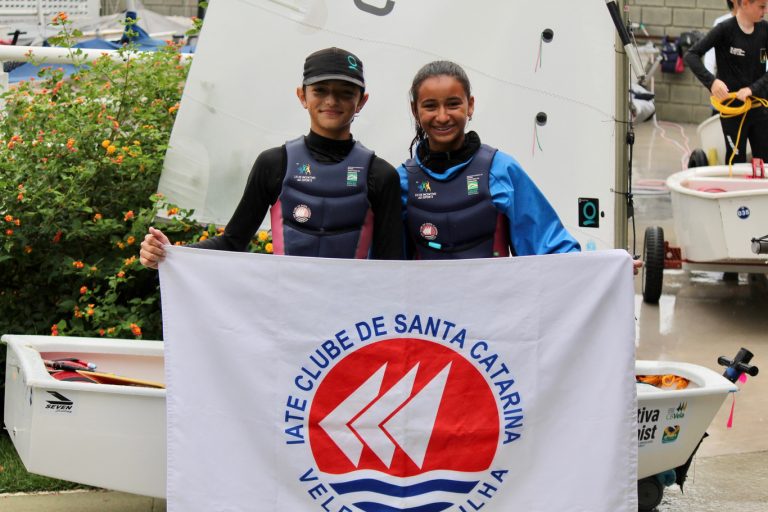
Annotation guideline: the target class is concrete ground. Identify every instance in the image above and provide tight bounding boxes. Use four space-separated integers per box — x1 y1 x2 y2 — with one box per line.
632 120 768 511
2 121 766 511
0 490 165 511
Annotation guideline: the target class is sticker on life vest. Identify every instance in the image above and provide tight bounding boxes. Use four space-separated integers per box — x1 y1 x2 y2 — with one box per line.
293 204 312 223
415 181 436 200
293 163 315 183
420 223 438 240
346 167 361 187
466 175 480 195
761 48 767 64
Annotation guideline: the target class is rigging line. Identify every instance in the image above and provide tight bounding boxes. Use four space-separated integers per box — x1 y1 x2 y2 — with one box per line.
534 38 542 72
711 93 768 176
531 122 543 156
652 117 689 170
657 120 692 155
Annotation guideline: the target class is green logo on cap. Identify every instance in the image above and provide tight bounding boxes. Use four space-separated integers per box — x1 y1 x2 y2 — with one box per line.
347 55 358 70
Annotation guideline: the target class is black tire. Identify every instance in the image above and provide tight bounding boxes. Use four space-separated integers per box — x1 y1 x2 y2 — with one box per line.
642 226 665 304
688 148 708 168
637 477 664 512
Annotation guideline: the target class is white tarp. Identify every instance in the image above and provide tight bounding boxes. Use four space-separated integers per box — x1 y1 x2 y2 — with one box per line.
159 0 618 251
159 248 637 511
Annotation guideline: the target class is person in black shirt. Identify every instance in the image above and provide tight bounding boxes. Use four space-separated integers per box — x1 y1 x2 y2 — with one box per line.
140 47 403 268
684 0 768 163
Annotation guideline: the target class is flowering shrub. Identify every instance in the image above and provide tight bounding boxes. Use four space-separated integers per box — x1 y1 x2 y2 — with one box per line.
0 16 273 347
0 17 187 342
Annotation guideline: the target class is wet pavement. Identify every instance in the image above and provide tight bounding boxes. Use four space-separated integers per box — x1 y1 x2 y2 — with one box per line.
632 120 768 511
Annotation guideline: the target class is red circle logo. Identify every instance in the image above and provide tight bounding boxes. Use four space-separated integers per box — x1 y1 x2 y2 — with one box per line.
293 204 311 223
308 338 499 477
420 223 438 240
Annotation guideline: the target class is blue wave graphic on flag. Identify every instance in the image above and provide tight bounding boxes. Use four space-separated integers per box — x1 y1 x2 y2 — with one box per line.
330 478 478 497
353 502 452 512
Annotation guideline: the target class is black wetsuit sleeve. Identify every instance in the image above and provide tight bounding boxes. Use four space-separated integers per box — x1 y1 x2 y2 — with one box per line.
368 156 404 260
685 25 721 91
749 24 768 97
193 147 285 251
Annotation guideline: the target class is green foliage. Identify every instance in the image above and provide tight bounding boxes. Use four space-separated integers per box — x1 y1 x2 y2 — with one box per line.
0 16 276 336
187 3 207 37
0 19 193 342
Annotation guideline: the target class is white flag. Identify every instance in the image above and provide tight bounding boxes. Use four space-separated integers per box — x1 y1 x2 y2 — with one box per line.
160 247 637 511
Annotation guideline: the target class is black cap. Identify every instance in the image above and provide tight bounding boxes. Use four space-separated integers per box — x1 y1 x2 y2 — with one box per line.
303 47 365 89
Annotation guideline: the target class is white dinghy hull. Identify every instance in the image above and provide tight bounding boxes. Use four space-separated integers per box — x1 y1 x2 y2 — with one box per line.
3 335 166 498
667 164 768 271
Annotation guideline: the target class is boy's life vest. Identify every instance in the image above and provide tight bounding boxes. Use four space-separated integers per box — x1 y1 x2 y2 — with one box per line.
270 137 374 258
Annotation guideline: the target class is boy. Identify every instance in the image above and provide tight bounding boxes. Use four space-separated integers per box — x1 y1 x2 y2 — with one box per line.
140 47 402 266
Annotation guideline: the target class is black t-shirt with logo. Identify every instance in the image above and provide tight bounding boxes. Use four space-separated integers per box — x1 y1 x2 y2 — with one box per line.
685 17 768 97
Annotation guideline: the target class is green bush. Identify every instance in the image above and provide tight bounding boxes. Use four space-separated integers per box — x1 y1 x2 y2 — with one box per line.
0 16 272 423
1 16 195 341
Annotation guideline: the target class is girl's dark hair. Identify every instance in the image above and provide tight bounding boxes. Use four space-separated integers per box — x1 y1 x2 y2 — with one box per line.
408 60 472 156
727 0 734 9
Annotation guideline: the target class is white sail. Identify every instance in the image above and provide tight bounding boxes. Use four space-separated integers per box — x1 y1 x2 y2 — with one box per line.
159 0 618 251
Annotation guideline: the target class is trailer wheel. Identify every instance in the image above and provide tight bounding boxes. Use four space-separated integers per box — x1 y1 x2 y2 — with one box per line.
637 477 664 512
642 226 665 304
688 148 708 168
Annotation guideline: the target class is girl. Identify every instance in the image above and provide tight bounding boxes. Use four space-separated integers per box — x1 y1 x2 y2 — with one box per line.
398 60 580 259
685 0 768 163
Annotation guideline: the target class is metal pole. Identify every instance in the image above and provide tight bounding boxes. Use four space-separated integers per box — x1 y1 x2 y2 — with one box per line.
613 0 629 250
0 45 193 65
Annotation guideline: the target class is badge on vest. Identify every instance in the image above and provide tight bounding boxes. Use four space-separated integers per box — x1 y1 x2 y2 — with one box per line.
346 167 361 187
415 180 436 200
466 174 482 196
293 204 312 223
293 163 315 183
420 222 438 240
762 48 767 64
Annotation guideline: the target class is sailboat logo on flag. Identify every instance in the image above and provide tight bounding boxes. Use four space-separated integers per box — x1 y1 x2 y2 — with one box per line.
295 336 517 511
